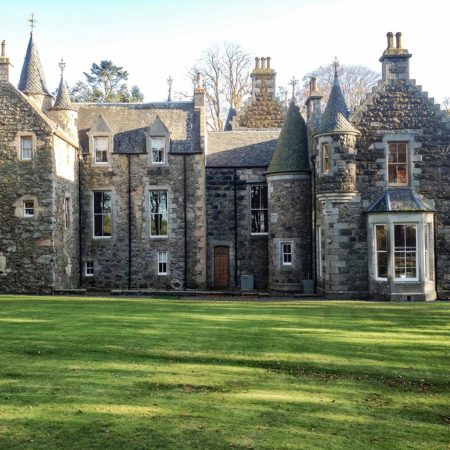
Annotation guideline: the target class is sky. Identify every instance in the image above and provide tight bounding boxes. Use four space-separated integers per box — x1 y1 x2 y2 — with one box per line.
1 0 449 104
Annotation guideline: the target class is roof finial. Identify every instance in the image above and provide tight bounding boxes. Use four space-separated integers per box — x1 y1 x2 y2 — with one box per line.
58 58 66 76
28 13 37 35
289 76 298 99
333 57 339 77
167 75 173 102
1 40 5 58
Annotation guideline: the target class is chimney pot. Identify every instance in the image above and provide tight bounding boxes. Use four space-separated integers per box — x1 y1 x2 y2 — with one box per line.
310 77 318 94
395 32 402 49
1 40 5 57
261 57 266 69
255 57 260 69
266 57 271 68
387 32 394 49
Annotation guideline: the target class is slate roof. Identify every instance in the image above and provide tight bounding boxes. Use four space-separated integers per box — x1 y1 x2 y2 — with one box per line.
366 188 435 213
76 102 199 154
53 75 72 110
267 100 309 174
320 72 358 135
206 130 280 167
18 33 51 96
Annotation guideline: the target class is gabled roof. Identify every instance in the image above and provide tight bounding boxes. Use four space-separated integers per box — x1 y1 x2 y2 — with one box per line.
18 33 51 96
319 72 358 135
149 115 169 135
366 188 435 213
267 100 309 174
53 75 72 110
90 114 113 133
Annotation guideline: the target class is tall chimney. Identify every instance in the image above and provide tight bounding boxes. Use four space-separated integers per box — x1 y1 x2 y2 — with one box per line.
0 40 10 83
387 32 394 49
395 32 402 49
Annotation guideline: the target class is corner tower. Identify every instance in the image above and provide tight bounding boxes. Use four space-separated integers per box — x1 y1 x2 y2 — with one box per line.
266 99 311 291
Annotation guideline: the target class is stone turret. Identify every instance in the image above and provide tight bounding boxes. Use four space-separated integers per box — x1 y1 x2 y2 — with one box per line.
48 60 78 140
379 32 411 81
18 32 53 111
266 99 311 291
0 40 11 83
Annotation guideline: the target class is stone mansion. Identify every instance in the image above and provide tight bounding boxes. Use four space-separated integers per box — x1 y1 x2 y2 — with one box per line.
0 31 449 300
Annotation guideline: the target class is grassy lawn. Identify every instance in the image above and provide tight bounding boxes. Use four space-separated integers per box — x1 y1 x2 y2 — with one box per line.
0 296 448 449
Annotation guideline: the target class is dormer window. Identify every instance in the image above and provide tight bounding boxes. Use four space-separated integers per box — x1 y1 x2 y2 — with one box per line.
20 136 33 161
388 142 408 185
94 136 109 164
151 137 166 164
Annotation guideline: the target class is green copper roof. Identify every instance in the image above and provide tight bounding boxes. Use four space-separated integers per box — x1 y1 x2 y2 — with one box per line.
18 33 51 96
267 100 309 173
320 73 358 134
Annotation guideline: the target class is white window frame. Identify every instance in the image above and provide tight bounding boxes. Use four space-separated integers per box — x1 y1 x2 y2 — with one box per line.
374 224 388 281
93 136 110 165
20 136 33 161
387 142 408 186
151 136 166 164
23 200 34 218
250 185 268 235
280 242 293 266
157 251 168 275
394 223 418 282
150 190 168 238
92 191 112 239
85 261 94 277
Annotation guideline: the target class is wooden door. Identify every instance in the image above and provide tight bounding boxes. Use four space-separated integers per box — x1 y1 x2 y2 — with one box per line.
214 246 230 289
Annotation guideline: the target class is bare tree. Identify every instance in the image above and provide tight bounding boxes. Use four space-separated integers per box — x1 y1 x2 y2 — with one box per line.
291 63 380 113
189 42 252 131
441 97 450 112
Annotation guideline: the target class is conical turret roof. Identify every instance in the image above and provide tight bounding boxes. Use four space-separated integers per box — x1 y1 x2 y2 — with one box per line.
267 100 309 174
18 33 51 96
54 74 72 109
320 70 358 134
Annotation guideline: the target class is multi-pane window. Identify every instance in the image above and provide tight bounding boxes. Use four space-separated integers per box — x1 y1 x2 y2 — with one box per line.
20 136 32 160
250 185 268 234
394 224 417 280
322 143 330 174
158 251 168 275
93 191 112 237
281 242 293 266
375 224 388 279
94 136 109 164
64 197 70 229
151 137 165 164
150 190 168 237
85 261 94 277
23 200 34 218
388 142 408 185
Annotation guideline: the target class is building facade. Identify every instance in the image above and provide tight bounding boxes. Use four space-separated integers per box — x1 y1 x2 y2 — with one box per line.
0 32 449 300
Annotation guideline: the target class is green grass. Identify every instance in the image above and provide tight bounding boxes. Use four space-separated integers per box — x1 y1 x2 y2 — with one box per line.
0 296 449 449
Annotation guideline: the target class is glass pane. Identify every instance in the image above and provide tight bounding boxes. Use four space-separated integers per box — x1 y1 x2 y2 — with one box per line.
394 225 405 248
397 144 407 162
376 225 387 251
94 216 103 236
405 225 416 248
260 186 268 209
102 192 111 213
377 253 388 278
103 215 112 236
94 192 102 213
94 137 108 151
251 186 260 209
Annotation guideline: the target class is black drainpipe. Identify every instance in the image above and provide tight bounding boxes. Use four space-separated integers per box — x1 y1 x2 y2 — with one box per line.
78 152 83 288
234 168 238 289
127 154 132 290
184 155 188 289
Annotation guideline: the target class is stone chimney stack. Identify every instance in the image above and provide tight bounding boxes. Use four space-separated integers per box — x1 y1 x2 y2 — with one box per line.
379 31 411 81
0 40 10 83
194 72 206 151
305 76 322 124
250 55 276 101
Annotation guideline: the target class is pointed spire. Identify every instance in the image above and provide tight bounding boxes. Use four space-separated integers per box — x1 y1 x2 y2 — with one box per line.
18 28 51 96
54 59 72 110
267 100 309 174
320 59 358 134
167 75 173 102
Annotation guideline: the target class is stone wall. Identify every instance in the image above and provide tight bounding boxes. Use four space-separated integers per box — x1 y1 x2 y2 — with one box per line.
206 167 269 289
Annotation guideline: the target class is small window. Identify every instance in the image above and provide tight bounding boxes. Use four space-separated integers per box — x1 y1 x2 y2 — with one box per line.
158 251 168 275
281 242 293 266
150 190 168 237
388 142 408 185
394 224 417 280
93 191 112 238
151 137 165 164
20 136 32 161
322 143 330 174
375 224 388 279
64 197 71 229
94 136 109 164
23 200 34 218
250 185 268 234
85 261 94 277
